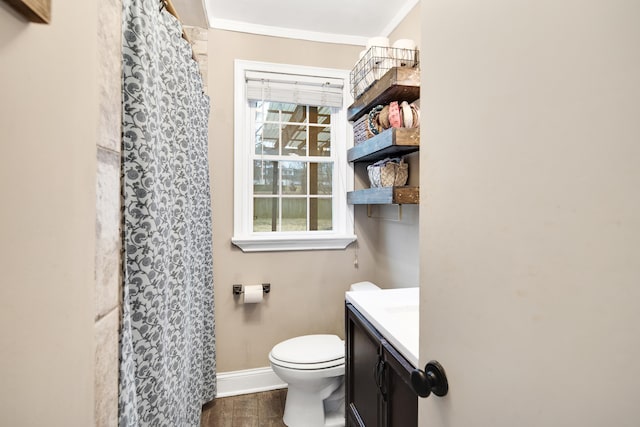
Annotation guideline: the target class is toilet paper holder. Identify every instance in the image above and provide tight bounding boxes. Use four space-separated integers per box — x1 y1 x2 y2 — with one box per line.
233 283 271 295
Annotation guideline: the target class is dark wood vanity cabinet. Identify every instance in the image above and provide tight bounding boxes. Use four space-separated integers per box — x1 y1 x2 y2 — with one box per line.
346 303 383 426
345 303 418 427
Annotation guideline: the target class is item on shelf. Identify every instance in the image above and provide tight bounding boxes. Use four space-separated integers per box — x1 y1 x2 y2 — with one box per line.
409 102 420 128
378 105 390 128
392 39 418 63
401 101 413 128
392 38 417 50
389 101 402 128
367 158 409 188
353 114 374 145
366 36 390 49
354 101 420 145
350 45 420 99
367 104 384 136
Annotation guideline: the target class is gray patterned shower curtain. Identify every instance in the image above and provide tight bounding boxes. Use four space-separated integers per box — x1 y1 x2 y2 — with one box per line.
118 0 216 425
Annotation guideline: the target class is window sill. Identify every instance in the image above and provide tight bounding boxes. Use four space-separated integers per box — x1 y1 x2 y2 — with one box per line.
231 234 357 252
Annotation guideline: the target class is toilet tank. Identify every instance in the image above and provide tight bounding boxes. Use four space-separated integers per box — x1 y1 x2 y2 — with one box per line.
349 281 381 292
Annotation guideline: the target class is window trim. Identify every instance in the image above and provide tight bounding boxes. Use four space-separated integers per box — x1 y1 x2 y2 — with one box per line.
232 59 356 252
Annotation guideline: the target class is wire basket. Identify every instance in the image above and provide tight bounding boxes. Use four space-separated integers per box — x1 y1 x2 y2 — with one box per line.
350 46 420 99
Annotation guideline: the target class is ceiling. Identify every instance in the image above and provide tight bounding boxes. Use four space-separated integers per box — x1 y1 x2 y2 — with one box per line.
171 0 419 46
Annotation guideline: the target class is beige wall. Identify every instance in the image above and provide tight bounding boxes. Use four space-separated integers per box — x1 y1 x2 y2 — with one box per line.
388 1 421 44
208 7 423 371
0 1 97 425
208 29 381 371
419 0 640 425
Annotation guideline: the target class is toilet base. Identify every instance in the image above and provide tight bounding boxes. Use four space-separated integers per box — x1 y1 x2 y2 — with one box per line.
283 382 345 427
324 407 345 427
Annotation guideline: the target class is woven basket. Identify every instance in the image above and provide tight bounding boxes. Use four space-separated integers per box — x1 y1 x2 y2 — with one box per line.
367 158 408 188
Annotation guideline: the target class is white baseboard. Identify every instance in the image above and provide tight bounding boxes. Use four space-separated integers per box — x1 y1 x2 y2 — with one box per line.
216 367 287 398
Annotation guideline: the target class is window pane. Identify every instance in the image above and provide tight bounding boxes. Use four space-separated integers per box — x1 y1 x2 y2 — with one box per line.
253 161 279 195
282 198 306 231
282 124 306 156
255 101 266 122
268 102 307 123
310 198 332 231
281 161 307 195
309 126 331 157
265 104 280 122
283 104 307 124
255 123 279 155
309 106 331 125
253 198 279 232
309 162 332 195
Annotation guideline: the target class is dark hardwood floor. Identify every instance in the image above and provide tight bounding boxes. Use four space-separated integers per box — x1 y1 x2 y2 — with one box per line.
200 389 287 427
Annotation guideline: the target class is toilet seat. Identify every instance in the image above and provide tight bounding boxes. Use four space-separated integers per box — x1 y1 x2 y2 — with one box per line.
269 334 345 370
270 356 345 371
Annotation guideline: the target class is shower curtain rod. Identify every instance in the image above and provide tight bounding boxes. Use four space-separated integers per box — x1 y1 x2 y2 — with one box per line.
162 0 179 20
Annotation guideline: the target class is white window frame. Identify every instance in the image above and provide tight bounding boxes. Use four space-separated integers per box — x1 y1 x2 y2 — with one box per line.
232 60 356 252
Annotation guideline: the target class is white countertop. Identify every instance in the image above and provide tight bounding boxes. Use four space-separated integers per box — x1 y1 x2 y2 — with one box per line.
346 287 419 368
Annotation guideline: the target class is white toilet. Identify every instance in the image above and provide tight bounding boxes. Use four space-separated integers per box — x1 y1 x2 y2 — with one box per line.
269 334 345 427
269 281 380 427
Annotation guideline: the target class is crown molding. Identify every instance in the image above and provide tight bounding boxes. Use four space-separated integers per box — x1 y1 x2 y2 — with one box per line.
380 0 420 37
210 17 369 46
206 0 419 45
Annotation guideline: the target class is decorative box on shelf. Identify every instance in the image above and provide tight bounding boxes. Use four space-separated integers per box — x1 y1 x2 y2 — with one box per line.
353 114 373 145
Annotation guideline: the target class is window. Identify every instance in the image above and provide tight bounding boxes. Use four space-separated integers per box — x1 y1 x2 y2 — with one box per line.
232 60 356 252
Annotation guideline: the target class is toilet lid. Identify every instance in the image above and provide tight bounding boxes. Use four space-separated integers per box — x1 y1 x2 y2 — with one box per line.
271 334 344 365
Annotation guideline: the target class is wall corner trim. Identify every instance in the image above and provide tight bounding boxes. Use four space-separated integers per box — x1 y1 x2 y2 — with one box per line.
380 0 420 37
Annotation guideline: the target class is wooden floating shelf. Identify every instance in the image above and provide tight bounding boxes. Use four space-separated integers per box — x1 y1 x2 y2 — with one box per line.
347 186 419 205
348 67 421 122
3 0 51 23
348 127 420 163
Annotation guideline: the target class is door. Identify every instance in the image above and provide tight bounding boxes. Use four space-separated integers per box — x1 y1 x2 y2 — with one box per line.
419 1 640 426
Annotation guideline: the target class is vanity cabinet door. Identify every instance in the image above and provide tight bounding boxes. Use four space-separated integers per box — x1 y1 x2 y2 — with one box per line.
346 304 384 427
346 303 418 427
381 340 418 427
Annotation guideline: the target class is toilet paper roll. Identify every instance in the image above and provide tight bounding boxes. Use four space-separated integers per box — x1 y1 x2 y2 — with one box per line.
392 38 417 50
243 285 264 304
366 36 389 49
